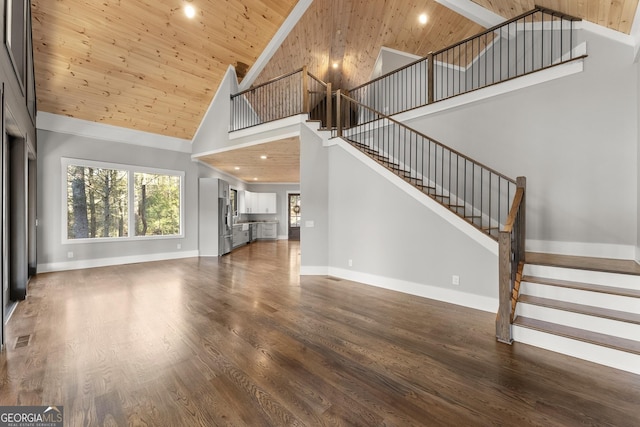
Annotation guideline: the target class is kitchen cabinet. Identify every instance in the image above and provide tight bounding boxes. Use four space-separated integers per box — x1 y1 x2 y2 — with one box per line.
242 191 254 213
259 223 277 240
232 225 250 248
241 191 276 214
256 193 276 214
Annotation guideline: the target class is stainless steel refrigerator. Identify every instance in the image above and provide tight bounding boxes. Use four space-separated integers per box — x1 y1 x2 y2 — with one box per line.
218 180 232 255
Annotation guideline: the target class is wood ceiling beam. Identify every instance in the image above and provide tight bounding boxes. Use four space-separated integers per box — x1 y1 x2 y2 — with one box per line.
435 0 504 27
239 0 313 91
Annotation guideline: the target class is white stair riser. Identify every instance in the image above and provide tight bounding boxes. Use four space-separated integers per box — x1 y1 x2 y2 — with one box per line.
523 265 640 291
515 303 640 341
512 325 640 375
520 282 640 313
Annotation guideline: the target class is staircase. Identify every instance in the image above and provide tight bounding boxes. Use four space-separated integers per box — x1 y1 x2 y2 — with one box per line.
224 7 640 376
346 139 490 231
513 253 640 375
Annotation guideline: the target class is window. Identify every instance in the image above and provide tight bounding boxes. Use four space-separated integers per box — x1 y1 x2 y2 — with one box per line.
63 159 184 242
134 173 181 236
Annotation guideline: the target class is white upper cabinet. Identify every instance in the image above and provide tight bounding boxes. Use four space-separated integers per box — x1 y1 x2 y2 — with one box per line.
256 193 276 214
242 191 276 214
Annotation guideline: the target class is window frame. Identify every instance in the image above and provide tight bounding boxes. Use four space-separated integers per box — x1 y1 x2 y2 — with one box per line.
61 157 185 244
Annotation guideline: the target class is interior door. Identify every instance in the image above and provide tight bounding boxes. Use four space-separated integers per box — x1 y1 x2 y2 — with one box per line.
288 193 300 241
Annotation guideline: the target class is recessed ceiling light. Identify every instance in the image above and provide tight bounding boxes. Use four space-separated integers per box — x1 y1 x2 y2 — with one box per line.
260 155 267 160
185 4 196 19
332 62 339 69
234 166 240 170
253 177 258 181
418 13 428 25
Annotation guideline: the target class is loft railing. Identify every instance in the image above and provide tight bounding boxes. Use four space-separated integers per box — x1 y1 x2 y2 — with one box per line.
496 178 526 344
230 67 332 132
307 72 333 129
230 68 303 132
348 6 584 116
333 90 518 240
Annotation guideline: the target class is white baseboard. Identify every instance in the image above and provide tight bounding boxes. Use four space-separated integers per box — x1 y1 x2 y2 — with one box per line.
300 266 329 275
526 240 636 260
326 267 498 313
37 250 199 273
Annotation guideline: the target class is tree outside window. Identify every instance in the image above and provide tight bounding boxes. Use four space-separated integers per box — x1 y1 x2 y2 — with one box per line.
65 161 183 241
67 166 128 239
134 173 181 236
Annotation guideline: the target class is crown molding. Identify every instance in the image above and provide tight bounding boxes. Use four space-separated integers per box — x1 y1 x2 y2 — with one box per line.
36 112 192 153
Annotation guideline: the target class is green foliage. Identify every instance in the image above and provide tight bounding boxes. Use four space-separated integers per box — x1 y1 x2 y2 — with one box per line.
134 173 181 236
67 166 128 239
67 166 181 240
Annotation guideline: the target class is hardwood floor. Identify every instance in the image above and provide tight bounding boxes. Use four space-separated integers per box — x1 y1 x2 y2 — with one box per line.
1 241 639 426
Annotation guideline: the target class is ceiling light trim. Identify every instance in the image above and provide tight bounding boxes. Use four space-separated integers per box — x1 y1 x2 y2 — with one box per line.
37 112 192 153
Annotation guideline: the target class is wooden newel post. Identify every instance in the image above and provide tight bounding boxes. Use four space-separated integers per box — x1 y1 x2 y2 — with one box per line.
427 52 434 105
496 230 513 344
336 89 343 138
326 82 332 130
516 176 526 263
302 66 310 114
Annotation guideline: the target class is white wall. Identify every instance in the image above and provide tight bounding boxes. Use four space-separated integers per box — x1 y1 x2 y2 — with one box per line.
637 49 640 262
191 66 238 155
300 124 329 272
37 130 201 271
404 29 638 259
298 134 499 311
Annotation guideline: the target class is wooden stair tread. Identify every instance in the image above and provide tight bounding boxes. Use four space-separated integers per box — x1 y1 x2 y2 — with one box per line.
526 252 640 276
518 295 640 325
513 316 640 355
522 275 640 298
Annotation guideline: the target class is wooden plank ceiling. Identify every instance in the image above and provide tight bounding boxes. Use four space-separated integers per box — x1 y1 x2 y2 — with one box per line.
471 0 639 34
31 0 298 140
198 137 300 183
32 0 639 183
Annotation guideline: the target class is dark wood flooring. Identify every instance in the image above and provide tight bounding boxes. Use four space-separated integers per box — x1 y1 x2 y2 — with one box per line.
1 241 639 426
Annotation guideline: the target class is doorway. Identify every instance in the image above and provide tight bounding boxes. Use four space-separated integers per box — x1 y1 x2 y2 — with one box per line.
288 193 300 241
3 105 33 350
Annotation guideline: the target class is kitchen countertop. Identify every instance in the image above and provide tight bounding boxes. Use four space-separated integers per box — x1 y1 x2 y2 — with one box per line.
233 220 278 227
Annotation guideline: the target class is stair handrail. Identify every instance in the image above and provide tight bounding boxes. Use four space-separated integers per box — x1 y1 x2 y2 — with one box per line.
333 89 518 240
348 6 585 116
496 177 526 344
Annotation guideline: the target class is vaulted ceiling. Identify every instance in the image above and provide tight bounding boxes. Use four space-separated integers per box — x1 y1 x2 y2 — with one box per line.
31 0 298 140
31 0 639 182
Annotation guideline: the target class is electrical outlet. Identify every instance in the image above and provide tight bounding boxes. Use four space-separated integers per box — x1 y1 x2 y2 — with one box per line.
348 259 353 267
452 275 460 285
177 243 182 250
67 251 74 259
